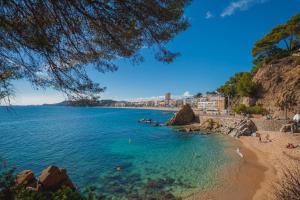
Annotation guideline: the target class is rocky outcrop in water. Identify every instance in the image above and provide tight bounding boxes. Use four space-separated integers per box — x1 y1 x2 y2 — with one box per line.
177 119 220 134
179 117 257 137
166 104 195 126
16 170 37 188
15 165 75 192
37 165 75 191
200 119 221 131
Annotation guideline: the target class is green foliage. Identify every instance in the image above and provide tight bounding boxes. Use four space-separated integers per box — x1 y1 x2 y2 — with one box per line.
250 65 261 75
233 104 247 114
233 104 268 115
0 164 15 200
206 91 217 95
194 92 202 98
217 72 258 98
236 73 258 97
13 187 84 200
252 13 300 65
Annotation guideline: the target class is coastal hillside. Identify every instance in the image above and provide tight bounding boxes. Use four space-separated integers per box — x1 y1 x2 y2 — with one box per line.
217 13 300 118
253 57 300 117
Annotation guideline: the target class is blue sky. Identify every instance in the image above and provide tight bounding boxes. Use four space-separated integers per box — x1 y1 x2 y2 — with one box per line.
12 0 300 105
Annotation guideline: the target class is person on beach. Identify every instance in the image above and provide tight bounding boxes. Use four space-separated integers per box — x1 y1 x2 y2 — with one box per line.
256 132 262 142
293 113 300 132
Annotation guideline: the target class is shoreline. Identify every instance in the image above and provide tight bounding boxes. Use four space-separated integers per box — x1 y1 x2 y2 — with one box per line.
239 131 300 200
182 129 300 200
101 106 179 111
105 108 300 200
196 131 300 200
189 135 267 200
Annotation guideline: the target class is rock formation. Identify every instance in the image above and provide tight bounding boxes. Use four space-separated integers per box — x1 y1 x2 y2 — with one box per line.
15 165 75 192
227 118 257 137
16 170 37 187
199 119 221 131
179 117 257 137
280 123 298 133
37 165 75 191
166 104 195 126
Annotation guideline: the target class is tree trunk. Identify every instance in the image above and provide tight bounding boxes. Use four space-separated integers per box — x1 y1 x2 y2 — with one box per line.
285 107 288 120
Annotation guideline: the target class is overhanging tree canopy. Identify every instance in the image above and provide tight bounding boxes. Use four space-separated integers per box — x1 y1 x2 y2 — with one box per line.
0 0 190 103
252 13 300 65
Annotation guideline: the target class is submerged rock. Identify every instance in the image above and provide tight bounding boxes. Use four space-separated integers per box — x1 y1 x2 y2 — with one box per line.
164 193 177 200
166 104 195 126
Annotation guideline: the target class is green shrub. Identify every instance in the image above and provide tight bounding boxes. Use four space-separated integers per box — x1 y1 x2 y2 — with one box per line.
0 167 15 200
218 72 258 99
236 73 258 97
250 65 261 75
233 104 268 115
248 105 268 115
233 104 248 114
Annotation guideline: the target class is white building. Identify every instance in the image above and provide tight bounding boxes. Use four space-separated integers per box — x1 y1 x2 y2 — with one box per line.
183 97 198 107
197 95 225 114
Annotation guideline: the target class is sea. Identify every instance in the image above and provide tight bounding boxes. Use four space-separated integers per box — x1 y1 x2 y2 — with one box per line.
0 106 239 199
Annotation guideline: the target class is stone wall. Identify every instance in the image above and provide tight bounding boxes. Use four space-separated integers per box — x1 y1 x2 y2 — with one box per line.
199 115 242 126
251 119 288 132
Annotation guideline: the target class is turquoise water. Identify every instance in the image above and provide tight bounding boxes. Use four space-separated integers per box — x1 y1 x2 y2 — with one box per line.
0 106 234 199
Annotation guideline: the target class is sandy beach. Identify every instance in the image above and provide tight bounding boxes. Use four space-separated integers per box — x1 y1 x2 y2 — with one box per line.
188 131 300 200
240 131 300 200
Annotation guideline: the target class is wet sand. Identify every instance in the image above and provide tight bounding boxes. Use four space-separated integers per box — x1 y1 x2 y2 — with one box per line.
187 136 266 200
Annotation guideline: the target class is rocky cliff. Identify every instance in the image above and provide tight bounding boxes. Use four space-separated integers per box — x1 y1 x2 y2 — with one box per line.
253 57 300 118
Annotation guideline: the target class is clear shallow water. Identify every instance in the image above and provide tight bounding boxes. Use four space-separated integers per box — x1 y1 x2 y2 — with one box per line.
0 106 234 199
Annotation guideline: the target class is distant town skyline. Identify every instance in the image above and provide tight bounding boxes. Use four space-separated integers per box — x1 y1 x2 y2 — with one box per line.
9 0 300 105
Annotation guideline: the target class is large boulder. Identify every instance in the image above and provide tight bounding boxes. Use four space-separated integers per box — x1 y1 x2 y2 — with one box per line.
166 104 195 126
16 170 36 187
37 165 75 191
228 118 257 138
280 123 298 133
200 119 221 131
